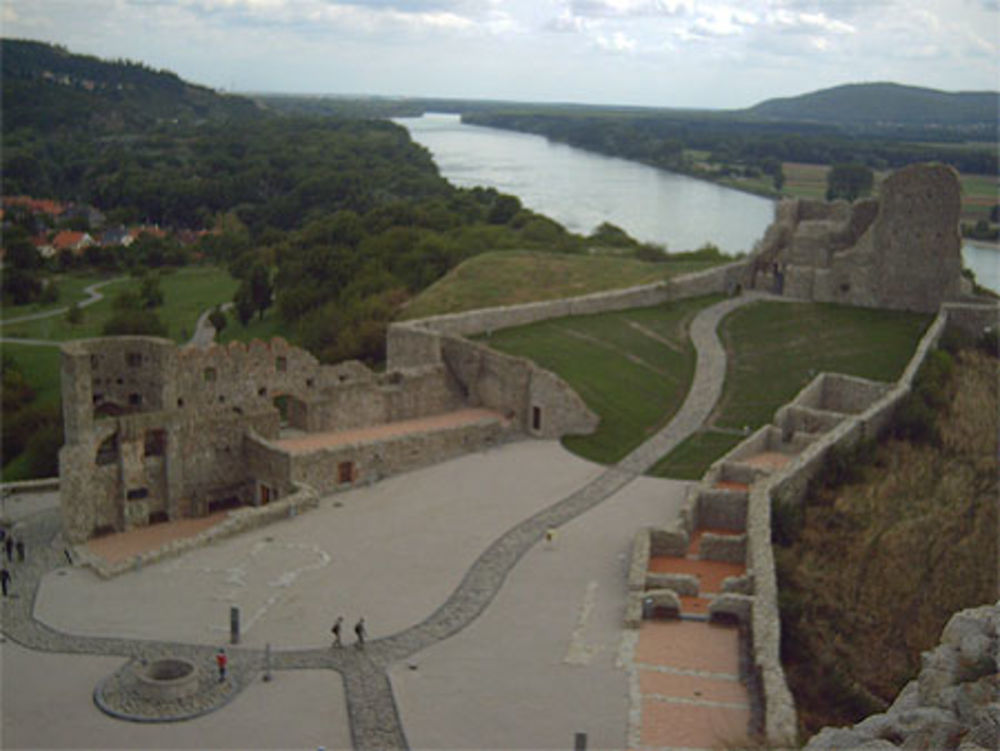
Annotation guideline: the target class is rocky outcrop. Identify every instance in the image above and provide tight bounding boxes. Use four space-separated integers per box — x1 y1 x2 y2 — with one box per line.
805 601 999 751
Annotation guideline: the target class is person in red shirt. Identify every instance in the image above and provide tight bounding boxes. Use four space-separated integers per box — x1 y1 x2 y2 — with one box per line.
216 648 228 682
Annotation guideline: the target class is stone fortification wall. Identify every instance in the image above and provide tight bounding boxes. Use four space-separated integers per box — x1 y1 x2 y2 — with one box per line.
749 164 970 313
287 415 509 494
439 337 599 438
804 601 999 751
387 261 748 369
739 309 950 744
75 483 320 579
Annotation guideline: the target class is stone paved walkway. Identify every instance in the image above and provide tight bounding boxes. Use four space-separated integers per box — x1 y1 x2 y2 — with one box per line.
1 292 771 750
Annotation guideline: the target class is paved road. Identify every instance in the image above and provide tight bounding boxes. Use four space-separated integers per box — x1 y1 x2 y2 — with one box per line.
186 301 233 349
1 291 771 749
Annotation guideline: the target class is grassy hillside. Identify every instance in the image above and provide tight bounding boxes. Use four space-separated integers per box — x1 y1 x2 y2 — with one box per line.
776 346 998 737
400 251 725 320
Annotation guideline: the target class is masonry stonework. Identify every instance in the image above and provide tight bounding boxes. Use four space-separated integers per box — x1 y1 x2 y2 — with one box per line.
59 334 593 544
748 163 971 312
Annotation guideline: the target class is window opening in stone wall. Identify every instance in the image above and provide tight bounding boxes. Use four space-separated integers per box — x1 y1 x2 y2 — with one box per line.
129 393 142 407
96 434 119 466
144 429 167 457
273 395 290 427
126 352 142 367
532 406 542 432
306 378 314 387
177 397 185 407
92 524 116 538
126 487 149 501
204 367 217 382
338 461 354 485
93 393 104 405
260 484 272 505
276 356 287 372
258 387 267 397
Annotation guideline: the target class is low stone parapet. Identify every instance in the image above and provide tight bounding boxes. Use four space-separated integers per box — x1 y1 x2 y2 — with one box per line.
76 483 320 578
649 527 689 557
645 572 700 596
700 532 747 564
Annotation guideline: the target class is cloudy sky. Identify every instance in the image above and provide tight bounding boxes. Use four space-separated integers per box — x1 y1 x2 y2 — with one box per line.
3 0 998 108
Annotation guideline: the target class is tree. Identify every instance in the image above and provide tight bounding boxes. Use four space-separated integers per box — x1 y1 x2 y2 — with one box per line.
208 306 228 335
102 309 168 337
234 283 255 326
66 302 84 325
249 265 273 320
139 272 164 308
826 162 874 201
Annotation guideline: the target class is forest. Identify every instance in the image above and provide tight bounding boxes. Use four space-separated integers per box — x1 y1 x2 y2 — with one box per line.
461 110 998 184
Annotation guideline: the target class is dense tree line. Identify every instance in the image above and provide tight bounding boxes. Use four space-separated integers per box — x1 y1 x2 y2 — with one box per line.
462 111 998 178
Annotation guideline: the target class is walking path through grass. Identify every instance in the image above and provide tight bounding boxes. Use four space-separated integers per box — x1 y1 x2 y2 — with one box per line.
0 277 124 331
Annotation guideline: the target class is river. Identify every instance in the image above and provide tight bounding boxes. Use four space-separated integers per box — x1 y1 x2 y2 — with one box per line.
398 113 999 293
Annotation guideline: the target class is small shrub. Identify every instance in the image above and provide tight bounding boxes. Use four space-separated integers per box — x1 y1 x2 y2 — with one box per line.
65 302 83 325
634 243 668 262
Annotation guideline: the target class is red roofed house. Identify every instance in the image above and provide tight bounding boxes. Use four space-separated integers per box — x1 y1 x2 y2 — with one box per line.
52 231 96 255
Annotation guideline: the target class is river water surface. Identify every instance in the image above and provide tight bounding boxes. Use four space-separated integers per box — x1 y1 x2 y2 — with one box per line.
398 113 999 293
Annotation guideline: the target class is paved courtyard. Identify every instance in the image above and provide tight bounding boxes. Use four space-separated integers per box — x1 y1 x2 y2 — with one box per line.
4 440 690 750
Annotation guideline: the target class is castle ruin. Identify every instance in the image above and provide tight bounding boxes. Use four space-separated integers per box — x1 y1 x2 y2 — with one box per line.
747 163 970 312
58 334 597 544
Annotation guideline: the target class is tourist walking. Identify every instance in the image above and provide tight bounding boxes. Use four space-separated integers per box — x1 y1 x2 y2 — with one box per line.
1 567 11 597
4 536 12 563
354 617 366 647
331 616 343 648
15 537 24 563
216 648 228 682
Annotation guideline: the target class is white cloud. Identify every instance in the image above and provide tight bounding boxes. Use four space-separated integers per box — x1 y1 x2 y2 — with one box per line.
595 30 637 51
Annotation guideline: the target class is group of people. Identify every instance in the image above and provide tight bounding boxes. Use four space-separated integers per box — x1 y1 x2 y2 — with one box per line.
0 527 26 598
331 616 366 648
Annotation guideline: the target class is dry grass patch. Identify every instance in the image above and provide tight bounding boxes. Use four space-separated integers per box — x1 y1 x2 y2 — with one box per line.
776 348 999 738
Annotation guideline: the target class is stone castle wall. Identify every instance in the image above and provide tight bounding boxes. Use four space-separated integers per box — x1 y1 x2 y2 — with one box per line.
749 163 970 313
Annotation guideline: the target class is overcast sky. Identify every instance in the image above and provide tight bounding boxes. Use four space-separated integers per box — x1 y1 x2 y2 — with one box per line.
3 0 998 108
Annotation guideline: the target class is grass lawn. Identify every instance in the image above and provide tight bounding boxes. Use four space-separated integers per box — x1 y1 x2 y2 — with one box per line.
0 272 124 321
1 343 62 407
400 250 726 320
3 266 238 343
712 301 931 430
1 343 63 482
481 295 722 464
648 428 746 480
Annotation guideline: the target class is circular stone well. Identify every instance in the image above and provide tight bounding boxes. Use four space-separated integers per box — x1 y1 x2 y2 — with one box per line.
133 657 199 701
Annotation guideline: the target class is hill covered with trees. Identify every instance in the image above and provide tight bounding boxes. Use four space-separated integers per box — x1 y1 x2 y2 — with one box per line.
744 82 998 132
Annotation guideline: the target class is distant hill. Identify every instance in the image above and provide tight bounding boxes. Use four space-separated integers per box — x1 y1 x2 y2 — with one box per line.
1 38 260 133
744 82 998 129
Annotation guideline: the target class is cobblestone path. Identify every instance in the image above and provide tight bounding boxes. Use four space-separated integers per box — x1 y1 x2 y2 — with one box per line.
1 292 769 750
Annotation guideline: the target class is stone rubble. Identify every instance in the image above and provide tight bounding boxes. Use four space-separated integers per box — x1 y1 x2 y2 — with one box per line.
805 601 999 751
